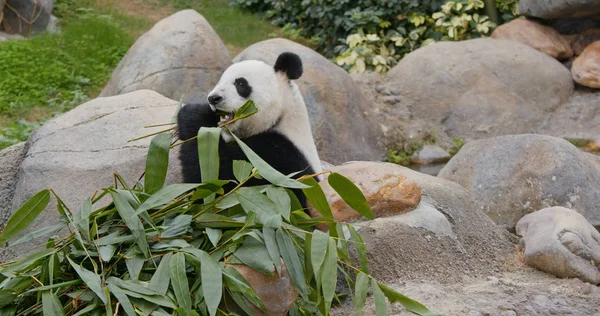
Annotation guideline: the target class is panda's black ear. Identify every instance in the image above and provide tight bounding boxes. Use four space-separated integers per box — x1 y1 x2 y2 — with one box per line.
274 52 303 80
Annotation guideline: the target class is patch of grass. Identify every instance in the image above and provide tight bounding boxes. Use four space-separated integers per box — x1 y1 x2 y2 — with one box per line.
448 137 465 156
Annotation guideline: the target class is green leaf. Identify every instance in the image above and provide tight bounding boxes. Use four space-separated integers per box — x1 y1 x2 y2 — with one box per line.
348 224 369 273
378 282 438 316
106 283 136 316
205 227 222 247
372 279 388 316
73 198 92 241
328 172 374 220
116 287 175 309
0 189 50 244
42 291 65 316
233 160 253 182
221 267 265 312
310 230 328 290
10 224 62 246
71 300 97 316
190 180 229 201
26 280 82 293
0 306 16 316
66 257 106 304
149 253 172 295
354 272 369 316
301 178 333 220
335 223 349 257
145 133 171 194
170 252 191 312
265 186 291 221
195 213 245 228
99 244 116 262
199 251 222 316
233 237 275 275
234 100 258 120
236 187 281 228
276 229 306 296
197 127 221 202
136 184 201 215
0 291 16 309
161 215 192 238
111 191 149 257
262 227 281 275
1 248 55 274
231 133 309 189
321 238 337 313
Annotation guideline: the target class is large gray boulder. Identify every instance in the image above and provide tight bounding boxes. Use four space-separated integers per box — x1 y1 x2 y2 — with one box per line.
1 0 52 35
99 10 230 104
520 0 600 19
4 90 183 261
327 162 515 283
233 38 385 165
516 207 600 284
384 39 573 141
0 142 26 229
438 134 600 229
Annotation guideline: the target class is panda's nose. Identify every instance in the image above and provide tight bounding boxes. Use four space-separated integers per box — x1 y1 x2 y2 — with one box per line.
208 94 223 106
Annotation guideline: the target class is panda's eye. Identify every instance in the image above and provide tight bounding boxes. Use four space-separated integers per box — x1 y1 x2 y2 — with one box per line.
234 77 252 98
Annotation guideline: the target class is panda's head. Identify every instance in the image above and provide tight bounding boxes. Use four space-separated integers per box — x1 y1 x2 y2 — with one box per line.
207 52 303 138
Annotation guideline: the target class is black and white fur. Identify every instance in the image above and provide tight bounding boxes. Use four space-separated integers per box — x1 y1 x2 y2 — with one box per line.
177 52 322 207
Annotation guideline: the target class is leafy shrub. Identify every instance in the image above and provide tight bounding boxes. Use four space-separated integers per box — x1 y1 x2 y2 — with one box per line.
0 102 436 315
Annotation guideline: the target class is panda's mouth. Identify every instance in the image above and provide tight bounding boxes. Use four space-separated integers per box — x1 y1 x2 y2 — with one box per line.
217 111 235 126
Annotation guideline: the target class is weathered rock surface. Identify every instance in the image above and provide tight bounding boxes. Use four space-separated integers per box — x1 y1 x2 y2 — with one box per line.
572 41 600 88
229 263 297 316
4 90 183 261
411 145 450 165
100 10 230 104
308 163 422 223
438 134 600 229
491 18 573 60
516 207 600 284
0 143 26 230
233 38 385 164
328 162 515 283
519 0 600 19
569 29 600 56
332 269 600 315
0 31 23 41
384 39 573 141
1 0 52 36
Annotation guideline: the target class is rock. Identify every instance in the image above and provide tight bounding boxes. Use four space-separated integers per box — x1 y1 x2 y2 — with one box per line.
572 41 600 89
375 85 385 93
519 0 600 19
438 134 600 229
516 207 600 285
99 10 230 104
491 18 573 60
411 145 450 165
0 31 23 41
0 143 26 229
4 90 182 261
325 162 515 283
385 39 573 141
233 38 385 164
229 263 297 316
1 0 52 36
308 163 422 224
569 29 600 56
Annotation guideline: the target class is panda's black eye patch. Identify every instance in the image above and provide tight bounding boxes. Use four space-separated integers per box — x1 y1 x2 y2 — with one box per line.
234 77 252 99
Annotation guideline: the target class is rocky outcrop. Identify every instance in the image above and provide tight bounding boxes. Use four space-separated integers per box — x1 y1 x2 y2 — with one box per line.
516 207 600 284
233 38 385 164
571 41 600 88
0 143 26 230
4 90 183 261
491 18 573 60
438 134 600 229
519 0 600 19
100 10 230 104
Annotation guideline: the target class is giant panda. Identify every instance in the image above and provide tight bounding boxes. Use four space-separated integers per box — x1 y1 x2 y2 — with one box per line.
177 52 322 208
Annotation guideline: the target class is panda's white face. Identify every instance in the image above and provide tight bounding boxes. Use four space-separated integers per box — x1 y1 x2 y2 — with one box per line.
207 60 286 139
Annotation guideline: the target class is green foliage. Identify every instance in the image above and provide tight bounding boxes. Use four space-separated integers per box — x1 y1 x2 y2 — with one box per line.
448 137 466 156
0 102 437 315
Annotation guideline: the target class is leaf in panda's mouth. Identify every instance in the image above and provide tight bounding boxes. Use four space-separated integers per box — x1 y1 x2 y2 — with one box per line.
217 111 235 126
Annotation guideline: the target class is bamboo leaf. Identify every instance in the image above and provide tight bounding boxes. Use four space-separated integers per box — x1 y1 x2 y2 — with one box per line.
66 257 106 304
0 190 50 244
262 227 281 275
231 133 309 189
41 291 65 316
233 160 253 182
149 252 172 295
111 191 149 257
236 187 281 228
372 279 388 316
265 186 291 221
197 127 221 202
301 178 333 221
0 291 15 309
205 227 222 247
354 272 369 316
221 267 264 311
161 215 192 238
170 252 191 312
276 229 306 296
195 213 245 228
1 248 55 274
233 100 258 120
233 237 275 275
26 280 82 293
136 184 201 216
321 238 337 312
378 283 438 316
99 244 116 262
145 133 172 194
348 224 369 273
106 283 136 316
10 224 62 247
199 251 222 316
73 199 92 241
328 173 373 220
310 230 328 290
